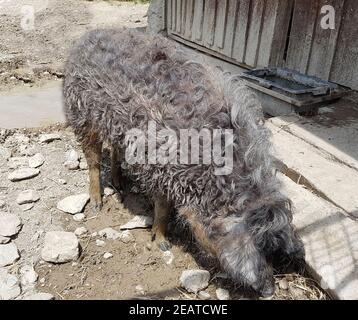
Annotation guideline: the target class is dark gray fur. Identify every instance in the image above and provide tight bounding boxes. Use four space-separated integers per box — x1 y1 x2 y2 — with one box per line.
63 28 304 297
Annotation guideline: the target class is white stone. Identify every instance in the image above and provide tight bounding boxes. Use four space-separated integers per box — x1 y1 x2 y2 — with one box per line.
73 213 86 222
103 252 113 259
98 228 121 240
39 133 61 143
103 187 114 196
16 189 40 205
120 215 153 230
74 227 87 237
20 203 34 211
96 239 105 247
0 268 21 300
58 179 67 185
7 157 28 169
0 242 20 267
0 236 10 244
162 250 174 265
179 270 210 294
28 153 45 168
0 146 11 160
0 213 22 237
66 149 79 162
198 291 211 300
20 265 38 287
8 168 40 182
23 292 54 300
135 285 146 295
119 230 134 243
216 288 230 300
79 160 88 170
64 160 79 170
41 231 80 263
57 193 90 214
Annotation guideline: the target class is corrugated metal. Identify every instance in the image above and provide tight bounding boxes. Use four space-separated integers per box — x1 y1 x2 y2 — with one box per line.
166 0 358 90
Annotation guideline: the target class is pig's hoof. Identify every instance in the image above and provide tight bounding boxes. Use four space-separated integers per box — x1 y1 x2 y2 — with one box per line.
91 200 102 213
158 241 172 252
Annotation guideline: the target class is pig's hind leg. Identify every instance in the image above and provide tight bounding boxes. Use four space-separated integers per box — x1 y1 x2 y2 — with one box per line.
152 196 172 252
82 130 103 212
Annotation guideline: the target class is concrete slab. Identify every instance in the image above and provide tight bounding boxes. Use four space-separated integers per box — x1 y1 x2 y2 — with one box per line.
0 82 65 129
266 121 358 216
280 173 358 300
268 101 358 171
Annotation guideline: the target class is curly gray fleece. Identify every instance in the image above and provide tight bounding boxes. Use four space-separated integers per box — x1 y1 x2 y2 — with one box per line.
63 28 304 297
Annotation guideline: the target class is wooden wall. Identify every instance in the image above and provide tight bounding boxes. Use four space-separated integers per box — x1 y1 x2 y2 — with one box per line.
166 0 358 90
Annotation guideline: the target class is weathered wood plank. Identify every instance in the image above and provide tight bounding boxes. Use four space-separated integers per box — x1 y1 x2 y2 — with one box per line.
244 0 266 67
222 0 239 57
167 0 173 31
192 0 205 41
203 0 217 47
268 0 294 67
214 0 228 50
180 0 187 36
171 0 176 32
307 0 345 80
176 0 182 33
232 0 251 64
256 0 280 67
330 0 358 90
184 0 194 39
285 0 320 73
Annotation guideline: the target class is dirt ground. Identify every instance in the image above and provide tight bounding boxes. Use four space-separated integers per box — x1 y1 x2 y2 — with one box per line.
0 0 148 92
0 0 328 300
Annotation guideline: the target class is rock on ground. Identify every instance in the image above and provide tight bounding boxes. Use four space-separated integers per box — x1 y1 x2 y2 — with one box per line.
41 231 80 263
120 215 153 230
73 213 86 222
215 288 230 300
56 193 89 214
20 265 38 287
8 168 40 181
0 213 22 237
179 270 210 294
74 227 87 237
103 252 113 259
0 242 20 267
22 292 54 300
0 268 21 300
39 133 61 143
198 291 211 300
64 149 80 170
28 153 45 168
16 189 40 205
